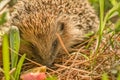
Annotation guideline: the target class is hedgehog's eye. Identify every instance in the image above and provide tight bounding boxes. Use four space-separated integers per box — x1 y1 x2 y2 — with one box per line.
59 22 65 31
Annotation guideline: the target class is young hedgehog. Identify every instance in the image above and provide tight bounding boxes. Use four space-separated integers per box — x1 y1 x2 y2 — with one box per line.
11 0 99 65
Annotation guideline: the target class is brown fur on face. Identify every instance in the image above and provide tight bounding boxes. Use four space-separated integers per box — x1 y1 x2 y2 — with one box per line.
11 0 99 65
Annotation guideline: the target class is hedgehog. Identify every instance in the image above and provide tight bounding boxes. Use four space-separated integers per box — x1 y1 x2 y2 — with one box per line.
11 0 99 65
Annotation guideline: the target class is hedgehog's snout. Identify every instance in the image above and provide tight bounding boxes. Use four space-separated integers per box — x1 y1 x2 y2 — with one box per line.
34 51 58 66
31 39 60 66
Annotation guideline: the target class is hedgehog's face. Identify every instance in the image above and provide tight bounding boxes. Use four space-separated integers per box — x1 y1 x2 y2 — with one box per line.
20 26 61 65
17 14 66 65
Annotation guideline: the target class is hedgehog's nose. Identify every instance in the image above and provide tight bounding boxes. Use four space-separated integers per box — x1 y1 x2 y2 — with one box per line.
40 59 54 66
34 55 54 66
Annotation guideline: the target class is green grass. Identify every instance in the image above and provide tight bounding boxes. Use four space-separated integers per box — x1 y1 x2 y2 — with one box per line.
95 0 120 52
117 73 120 80
102 73 109 80
2 26 26 80
0 12 7 25
96 0 120 79
2 33 10 80
46 76 58 80
89 0 120 79
10 26 20 69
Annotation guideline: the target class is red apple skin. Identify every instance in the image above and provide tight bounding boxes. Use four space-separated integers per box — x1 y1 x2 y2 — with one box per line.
21 72 46 80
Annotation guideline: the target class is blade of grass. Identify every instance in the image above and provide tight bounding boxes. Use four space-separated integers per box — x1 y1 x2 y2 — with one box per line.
14 54 26 80
0 12 7 25
109 0 117 6
104 2 120 22
117 73 120 80
46 76 57 80
9 0 17 6
10 26 20 69
95 0 104 51
102 73 109 80
2 33 10 80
